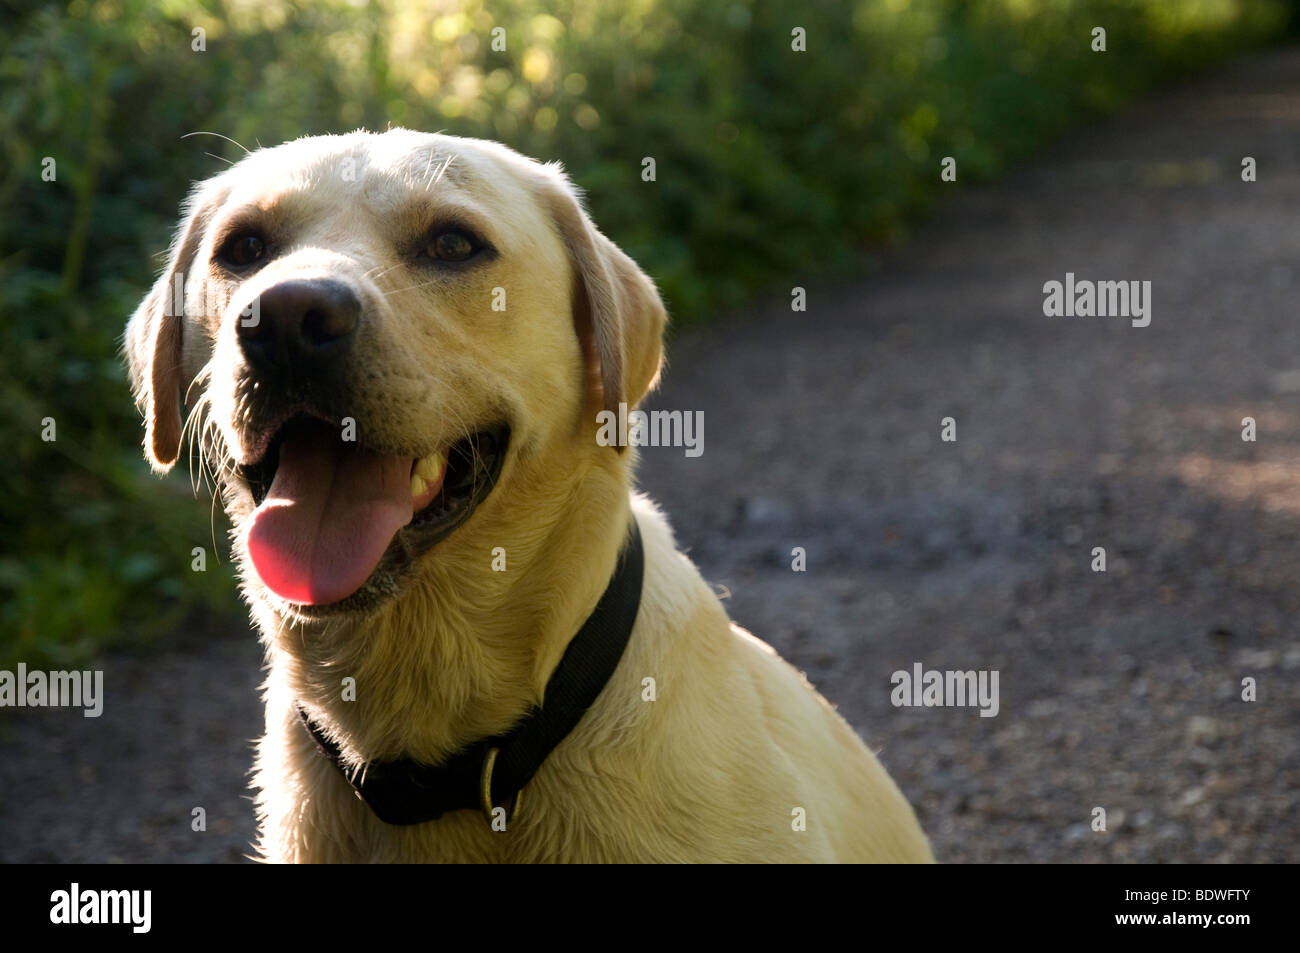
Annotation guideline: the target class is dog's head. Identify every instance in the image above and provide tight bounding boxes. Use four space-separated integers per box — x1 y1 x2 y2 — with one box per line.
125 129 665 618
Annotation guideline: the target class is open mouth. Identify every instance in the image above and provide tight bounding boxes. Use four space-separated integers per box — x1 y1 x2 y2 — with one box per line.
237 415 509 609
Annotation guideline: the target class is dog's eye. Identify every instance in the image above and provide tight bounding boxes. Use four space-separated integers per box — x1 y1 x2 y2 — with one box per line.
426 229 481 262
218 233 267 268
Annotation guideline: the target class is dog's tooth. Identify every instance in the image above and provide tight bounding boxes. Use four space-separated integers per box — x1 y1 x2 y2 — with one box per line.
414 452 445 484
411 473 430 500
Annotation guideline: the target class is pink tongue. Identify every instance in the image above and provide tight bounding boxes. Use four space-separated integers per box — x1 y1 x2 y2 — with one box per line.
247 425 413 605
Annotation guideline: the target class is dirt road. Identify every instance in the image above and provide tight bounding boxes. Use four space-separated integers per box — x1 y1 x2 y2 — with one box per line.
4 47 1299 862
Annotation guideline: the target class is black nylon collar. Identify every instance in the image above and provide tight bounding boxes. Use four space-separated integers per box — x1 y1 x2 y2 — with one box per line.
296 515 644 826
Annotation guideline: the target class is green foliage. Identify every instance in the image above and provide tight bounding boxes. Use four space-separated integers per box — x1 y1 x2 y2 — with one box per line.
0 0 1286 665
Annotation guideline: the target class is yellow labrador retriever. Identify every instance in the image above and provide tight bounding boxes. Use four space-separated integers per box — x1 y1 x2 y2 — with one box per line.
125 129 932 863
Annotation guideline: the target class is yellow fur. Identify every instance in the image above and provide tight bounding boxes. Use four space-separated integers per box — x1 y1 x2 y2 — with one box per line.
125 130 934 863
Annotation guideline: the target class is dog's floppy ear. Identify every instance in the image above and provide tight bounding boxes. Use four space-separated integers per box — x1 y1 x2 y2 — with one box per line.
543 172 667 446
124 182 224 473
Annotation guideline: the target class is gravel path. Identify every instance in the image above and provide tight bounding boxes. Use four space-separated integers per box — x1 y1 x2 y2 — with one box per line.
4 47 1299 863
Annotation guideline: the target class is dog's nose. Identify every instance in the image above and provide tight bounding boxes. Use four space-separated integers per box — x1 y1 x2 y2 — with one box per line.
238 279 360 373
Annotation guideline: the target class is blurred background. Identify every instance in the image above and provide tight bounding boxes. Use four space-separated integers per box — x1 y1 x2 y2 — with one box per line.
2 0 1298 862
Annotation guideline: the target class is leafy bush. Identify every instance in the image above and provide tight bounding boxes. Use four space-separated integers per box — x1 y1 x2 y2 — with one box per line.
0 0 1286 664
